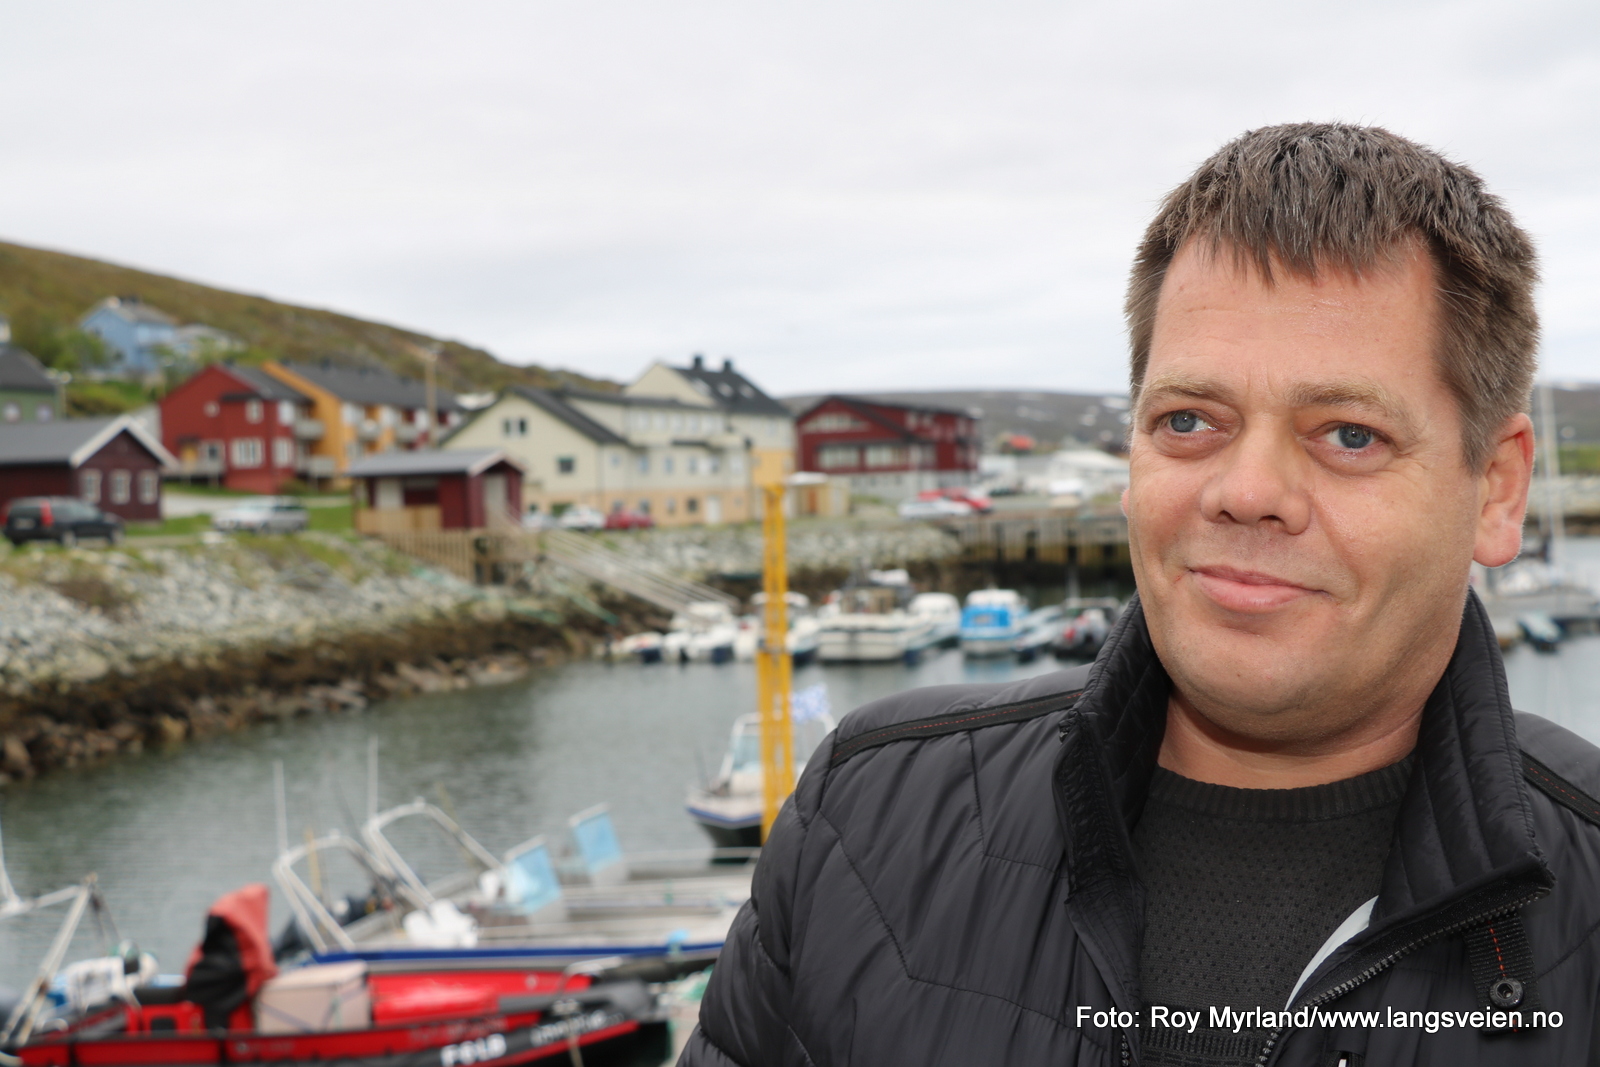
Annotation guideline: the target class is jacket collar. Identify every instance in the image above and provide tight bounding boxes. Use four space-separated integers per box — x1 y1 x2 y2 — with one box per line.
1055 589 1552 1011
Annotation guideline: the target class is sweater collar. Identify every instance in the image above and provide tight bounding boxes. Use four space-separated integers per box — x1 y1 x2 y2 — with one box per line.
1055 588 1552 1009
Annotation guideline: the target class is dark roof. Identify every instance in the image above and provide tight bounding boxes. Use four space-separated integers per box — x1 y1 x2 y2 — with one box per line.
281 360 460 411
0 345 56 393
0 415 175 468
222 364 308 403
673 357 790 417
797 393 975 419
560 386 704 410
345 448 521 478
509 387 628 445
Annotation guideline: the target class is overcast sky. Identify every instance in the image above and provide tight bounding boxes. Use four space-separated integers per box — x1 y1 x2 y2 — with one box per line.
2 1 1596 395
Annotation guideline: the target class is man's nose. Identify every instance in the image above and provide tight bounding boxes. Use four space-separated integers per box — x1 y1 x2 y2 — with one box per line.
1198 423 1312 534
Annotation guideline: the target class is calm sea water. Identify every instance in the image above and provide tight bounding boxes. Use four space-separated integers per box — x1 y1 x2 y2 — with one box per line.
2 541 1597 994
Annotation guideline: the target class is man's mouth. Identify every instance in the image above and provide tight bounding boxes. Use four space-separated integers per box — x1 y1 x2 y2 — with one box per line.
1188 565 1322 613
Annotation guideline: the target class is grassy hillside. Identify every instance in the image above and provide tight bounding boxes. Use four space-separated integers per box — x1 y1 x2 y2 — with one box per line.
0 239 614 398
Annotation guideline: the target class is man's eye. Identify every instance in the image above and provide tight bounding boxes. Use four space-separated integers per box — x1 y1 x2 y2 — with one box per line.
1331 424 1376 450
1166 411 1212 434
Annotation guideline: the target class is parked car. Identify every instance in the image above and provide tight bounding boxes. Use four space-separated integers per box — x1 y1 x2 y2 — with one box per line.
898 497 974 519
605 509 655 530
521 508 557 530
2 496 124 546
211 497 310 534
917 486 994 513
557 504 607 530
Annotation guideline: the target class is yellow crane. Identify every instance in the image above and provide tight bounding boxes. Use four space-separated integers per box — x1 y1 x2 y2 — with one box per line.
757 481 795 840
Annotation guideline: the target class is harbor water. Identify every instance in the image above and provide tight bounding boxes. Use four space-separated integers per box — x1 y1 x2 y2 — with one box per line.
3 541 1598 999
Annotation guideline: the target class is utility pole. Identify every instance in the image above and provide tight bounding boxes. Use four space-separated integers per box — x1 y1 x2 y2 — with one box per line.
758 479 795 841
422 346 438 448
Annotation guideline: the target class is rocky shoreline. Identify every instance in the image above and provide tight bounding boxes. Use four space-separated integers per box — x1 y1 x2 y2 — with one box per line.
0 535 660 784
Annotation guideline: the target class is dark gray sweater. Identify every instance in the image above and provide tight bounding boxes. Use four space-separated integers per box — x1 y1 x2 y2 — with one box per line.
1133 757 1412 1067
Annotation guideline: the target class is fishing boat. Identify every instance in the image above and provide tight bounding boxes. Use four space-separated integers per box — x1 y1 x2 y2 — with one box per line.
272 804 747 971
685 690 836 848
959 589 1027 657
1 882 667 1067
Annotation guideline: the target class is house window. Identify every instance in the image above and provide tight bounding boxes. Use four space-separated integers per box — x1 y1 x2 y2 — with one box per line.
138 470 159 504
804 413 864 433
232 438 264 468
662 455 675 474
653 413 666 430
278 400 296 425
35 404 52 422
201 441 224 463
730 454 744 474
81 469 101 503
502 418 512 437
110 470 131 505
666 497 677 515
204 401 220 418
518 418 528 435
686 497 699 514
342 403 361 426
817 445 860 470
378 406 396 427
245 399 264 423
636 454 649 474
708 455 721 474
609 452 620 468
1 403 18 422
557 456 576 475
687 455 699 474
672 414 683 432
638 499 651 514
502 417 529 438
865 445 904 469
273 438 294 468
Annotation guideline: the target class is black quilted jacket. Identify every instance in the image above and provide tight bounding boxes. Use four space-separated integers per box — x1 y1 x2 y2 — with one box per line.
681 593 1600 1065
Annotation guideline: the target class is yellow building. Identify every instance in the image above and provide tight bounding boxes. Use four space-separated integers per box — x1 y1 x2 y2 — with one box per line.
260 360 461 482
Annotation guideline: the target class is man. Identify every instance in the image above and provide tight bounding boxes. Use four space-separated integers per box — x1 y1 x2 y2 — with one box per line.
682 124 1600 1066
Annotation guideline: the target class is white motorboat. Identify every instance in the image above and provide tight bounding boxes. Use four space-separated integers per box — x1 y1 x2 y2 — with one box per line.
817 580 933 664
661 602 740 664
686 691 836 848
751 591 823 666
908 592 962 649
960 589 1029 657
1013 605 1067 662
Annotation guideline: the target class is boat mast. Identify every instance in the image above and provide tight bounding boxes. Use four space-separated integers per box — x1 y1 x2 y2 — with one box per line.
757 479 796 841
1536 381 1566 572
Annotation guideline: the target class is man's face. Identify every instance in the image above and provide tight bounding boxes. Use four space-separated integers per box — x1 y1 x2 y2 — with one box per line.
1127 241 1503 746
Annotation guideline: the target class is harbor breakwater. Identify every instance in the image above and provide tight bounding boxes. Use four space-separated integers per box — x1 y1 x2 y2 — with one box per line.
0 535 662 784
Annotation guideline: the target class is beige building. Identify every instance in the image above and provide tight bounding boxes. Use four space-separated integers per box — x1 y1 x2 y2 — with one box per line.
444 357 795 526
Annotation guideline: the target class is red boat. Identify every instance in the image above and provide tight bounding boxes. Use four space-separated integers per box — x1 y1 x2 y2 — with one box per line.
2 884 667 1067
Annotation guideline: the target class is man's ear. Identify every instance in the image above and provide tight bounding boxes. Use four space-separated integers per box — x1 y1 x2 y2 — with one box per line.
1474 412 1535 568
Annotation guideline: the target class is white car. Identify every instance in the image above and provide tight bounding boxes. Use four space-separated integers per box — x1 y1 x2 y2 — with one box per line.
897 498 974 520
211 497 310 534
557 505 606 530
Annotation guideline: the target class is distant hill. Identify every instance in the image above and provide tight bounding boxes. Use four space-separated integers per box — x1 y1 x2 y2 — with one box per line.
0 239 613 396
784 388 1133 451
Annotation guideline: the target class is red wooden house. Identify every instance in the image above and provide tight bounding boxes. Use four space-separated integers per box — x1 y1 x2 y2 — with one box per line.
159 363 317 493
794 395 979 502
0 415 175 522
345 449 524 533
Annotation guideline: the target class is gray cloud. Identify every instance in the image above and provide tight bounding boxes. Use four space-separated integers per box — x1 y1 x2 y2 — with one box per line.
1 0 1595 393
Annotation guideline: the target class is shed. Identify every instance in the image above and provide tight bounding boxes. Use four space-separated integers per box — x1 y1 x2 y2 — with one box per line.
0 415 177 522
346 448 523 533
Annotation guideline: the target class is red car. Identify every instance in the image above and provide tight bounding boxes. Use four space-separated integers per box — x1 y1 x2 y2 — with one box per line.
917 487 993 514
604 509 655 530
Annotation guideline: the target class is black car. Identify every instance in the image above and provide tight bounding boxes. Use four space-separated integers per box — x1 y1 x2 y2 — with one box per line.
3 496 124 547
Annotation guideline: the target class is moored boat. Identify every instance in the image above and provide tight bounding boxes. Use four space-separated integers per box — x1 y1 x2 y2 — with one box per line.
959 589 1027 657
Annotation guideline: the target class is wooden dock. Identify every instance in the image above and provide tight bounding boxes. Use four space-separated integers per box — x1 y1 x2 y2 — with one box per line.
939 510 1130 568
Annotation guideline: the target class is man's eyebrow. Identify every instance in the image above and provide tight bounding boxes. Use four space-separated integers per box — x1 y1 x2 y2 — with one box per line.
1138 374 1419 433
1285 380 1417 434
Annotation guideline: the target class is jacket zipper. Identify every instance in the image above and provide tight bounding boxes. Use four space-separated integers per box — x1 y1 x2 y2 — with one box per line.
1253 889 1542 1066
